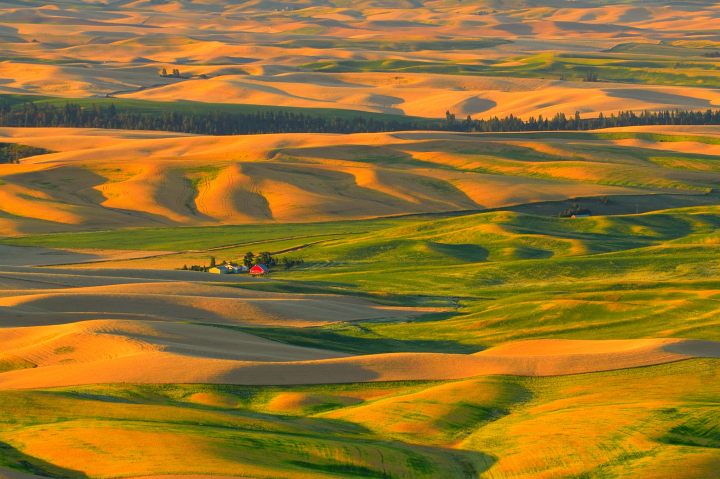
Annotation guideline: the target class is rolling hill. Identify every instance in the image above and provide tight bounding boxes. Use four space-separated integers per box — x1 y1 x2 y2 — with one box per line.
1 126 720 234
1 1 720 478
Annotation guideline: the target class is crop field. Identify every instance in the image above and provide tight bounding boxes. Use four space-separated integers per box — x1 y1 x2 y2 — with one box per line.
1 1 720 478
2 128 720 236
303 49 720 88
0 359 717 478
10 203 719 345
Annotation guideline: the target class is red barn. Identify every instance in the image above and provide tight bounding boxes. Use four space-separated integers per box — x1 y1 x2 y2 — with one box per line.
249 264 269 276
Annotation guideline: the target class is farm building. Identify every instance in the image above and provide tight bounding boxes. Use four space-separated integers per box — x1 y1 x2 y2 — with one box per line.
250 264 269 276
209 263 249 274
209 265 233 275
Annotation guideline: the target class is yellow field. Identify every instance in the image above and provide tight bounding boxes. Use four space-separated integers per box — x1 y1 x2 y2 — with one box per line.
0 1 719 118
1 1 720 478
3 127 720 234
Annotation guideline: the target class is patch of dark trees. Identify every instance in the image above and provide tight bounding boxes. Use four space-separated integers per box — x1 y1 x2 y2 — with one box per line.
0 101 429 135
181 252 304 272
0 143 50 163
160 68 183 78
703 51 720 58
443 109 720 133
242 251 304 270
2 100 720 136
558 204 592 218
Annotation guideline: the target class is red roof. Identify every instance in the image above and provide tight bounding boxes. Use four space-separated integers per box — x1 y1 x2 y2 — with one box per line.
249 264 269 275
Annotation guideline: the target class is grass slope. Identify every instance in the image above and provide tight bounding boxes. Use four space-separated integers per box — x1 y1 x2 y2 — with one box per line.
2 128 720 233
303 49 720 89
0 360 717 478
7 205 720 350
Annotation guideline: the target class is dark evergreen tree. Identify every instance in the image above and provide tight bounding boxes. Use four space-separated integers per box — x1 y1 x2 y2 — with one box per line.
243 252 255 268
256 252 276 267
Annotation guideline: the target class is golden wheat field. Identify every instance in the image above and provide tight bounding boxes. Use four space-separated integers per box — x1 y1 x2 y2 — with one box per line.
1 1 720 478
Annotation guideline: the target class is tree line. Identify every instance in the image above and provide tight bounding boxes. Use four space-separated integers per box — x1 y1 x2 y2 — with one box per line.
2 99 720 135
443 109 720 132
0 142 50 164
0 101 429 135
242 251 304 270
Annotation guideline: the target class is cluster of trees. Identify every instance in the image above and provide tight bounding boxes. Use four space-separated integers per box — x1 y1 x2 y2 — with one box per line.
242 251 275 268
19 99 391 135
703 51 720 58
240 252 304 269
558 203 592 218
160 68 183 78
583 71 599 82
183 264 209 272
444 109 720 132
3 100 720 136
0 101 428 135
0 143 49 164
180 252 304 272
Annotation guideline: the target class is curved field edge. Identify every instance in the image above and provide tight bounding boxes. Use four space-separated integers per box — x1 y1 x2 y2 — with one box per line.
1 127 720 234
0 359 717 479
4 205 720 348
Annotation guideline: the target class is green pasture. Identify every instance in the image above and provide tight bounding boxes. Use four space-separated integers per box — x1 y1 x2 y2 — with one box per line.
0 359 717 478
5 203 720 350
302 48 720 88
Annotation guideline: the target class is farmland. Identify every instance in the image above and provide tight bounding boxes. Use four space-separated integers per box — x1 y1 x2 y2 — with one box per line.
1 1 720 478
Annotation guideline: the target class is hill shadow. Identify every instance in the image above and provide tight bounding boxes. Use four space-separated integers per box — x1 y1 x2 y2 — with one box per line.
427 242 489 262
211 321 480 355
231 279 474 307
0 441 88 479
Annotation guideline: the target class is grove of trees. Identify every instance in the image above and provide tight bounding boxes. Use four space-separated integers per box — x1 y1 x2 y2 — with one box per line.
0 142 50 163
0 100 428 135
2 99 720 136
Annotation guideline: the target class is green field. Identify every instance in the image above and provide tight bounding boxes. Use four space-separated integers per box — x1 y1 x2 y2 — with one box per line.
230 206 720 348
0 359 717 478
302 47 720 88
0 216 421 251
3 1 720 478
275 37 510 52
3 149 719 478
6 204 720 349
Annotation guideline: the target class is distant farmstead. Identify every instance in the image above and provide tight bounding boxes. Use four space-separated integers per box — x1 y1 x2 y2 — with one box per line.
208 265 232 275
249 264 269 276
209 263 249 275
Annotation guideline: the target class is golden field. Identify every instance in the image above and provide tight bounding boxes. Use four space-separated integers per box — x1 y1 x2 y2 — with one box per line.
2 127 720 234
1 1 720 478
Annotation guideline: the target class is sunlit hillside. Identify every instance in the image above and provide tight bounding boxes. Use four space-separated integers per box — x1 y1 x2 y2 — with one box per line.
1 1 719 479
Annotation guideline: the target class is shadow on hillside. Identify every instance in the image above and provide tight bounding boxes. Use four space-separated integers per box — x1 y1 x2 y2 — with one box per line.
0 440 88 479
427 242 489 262
232 280 475 308
213 322 481 355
